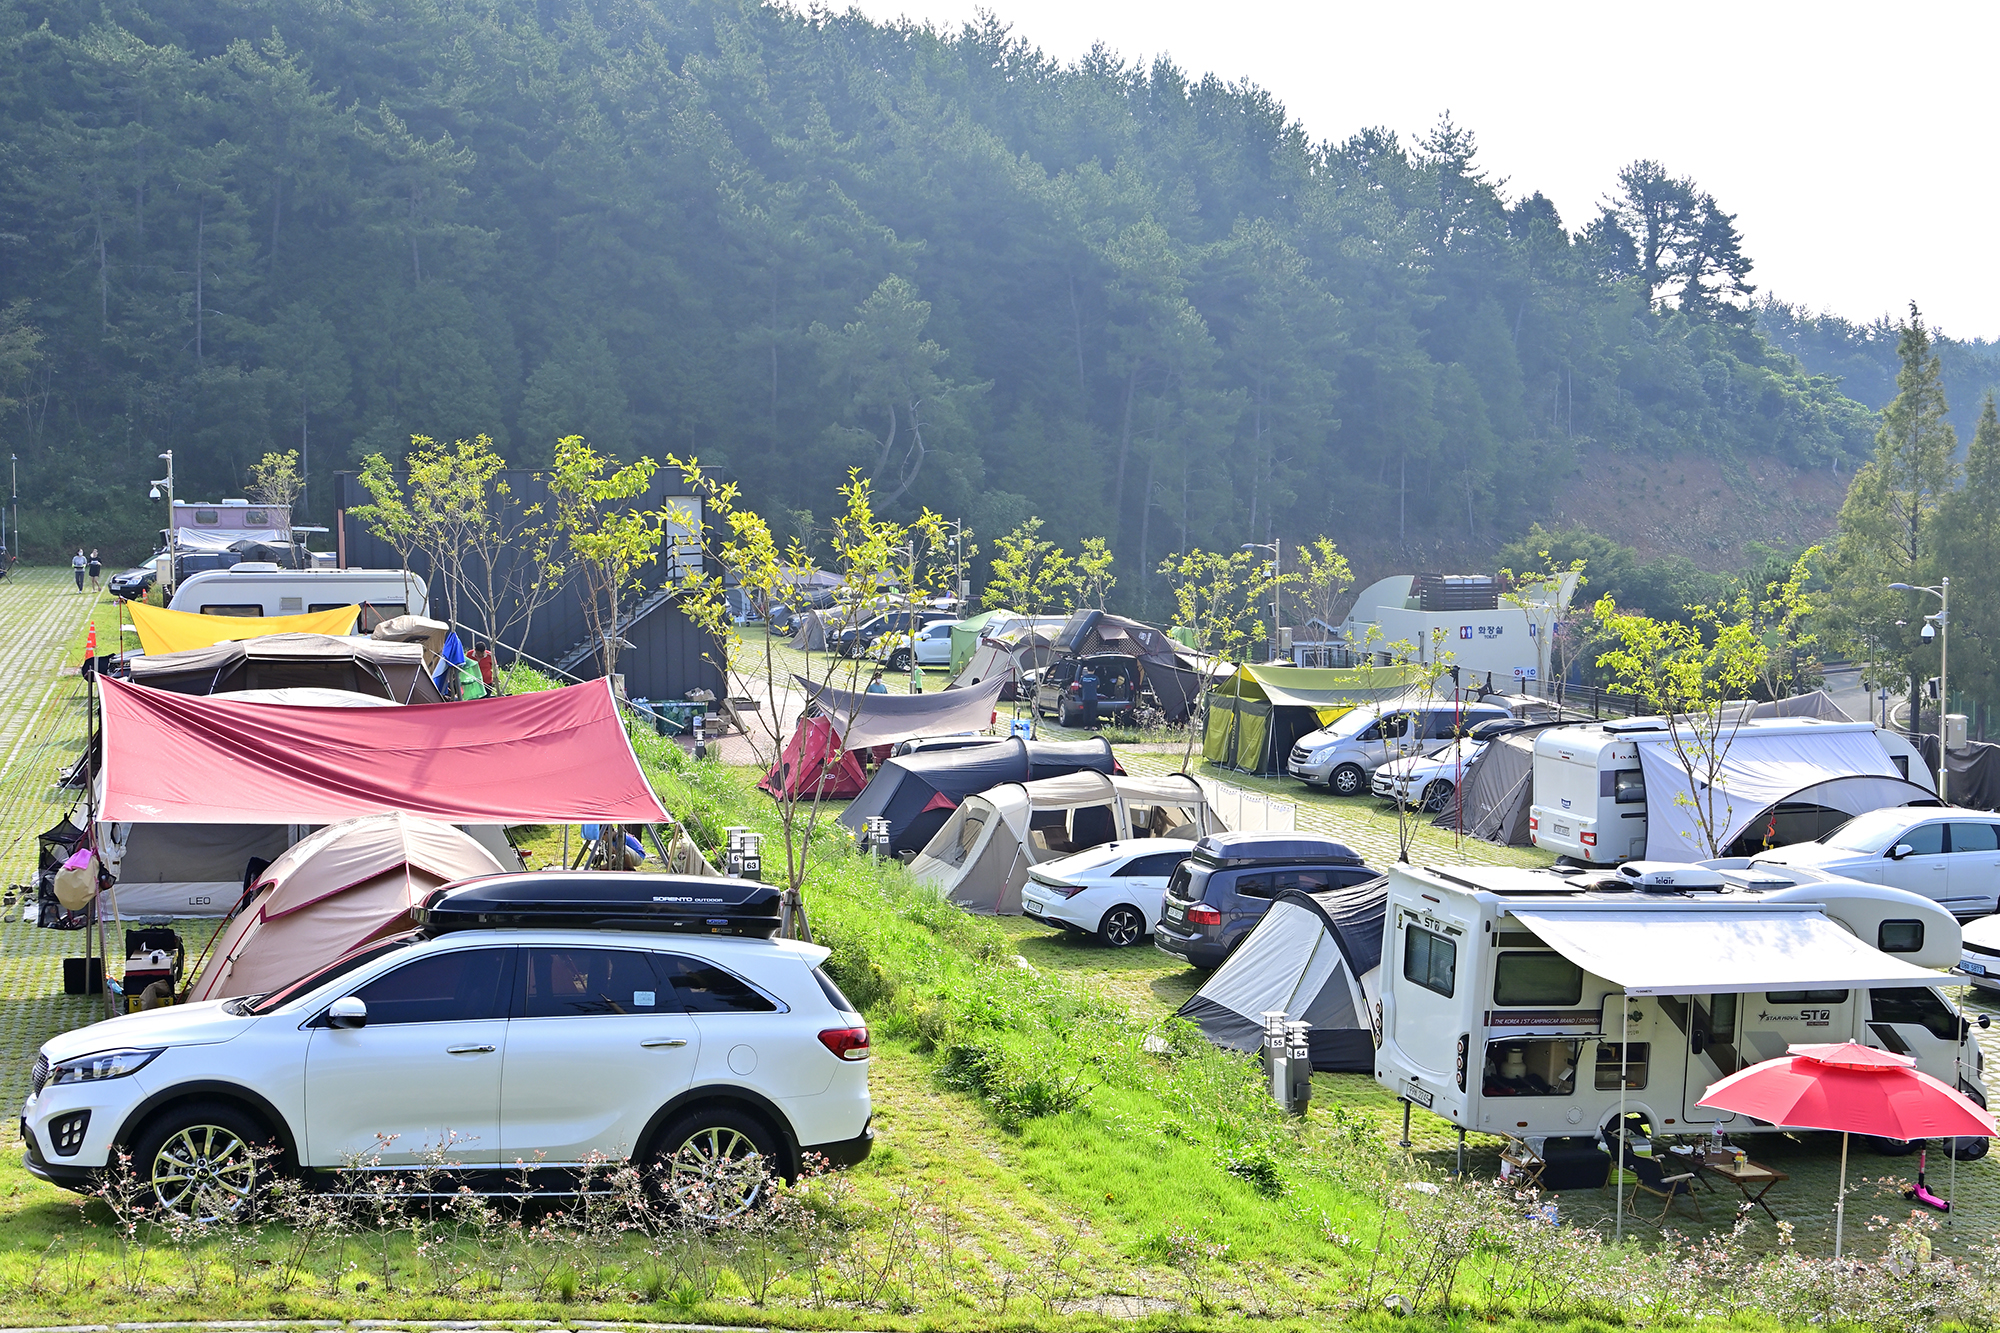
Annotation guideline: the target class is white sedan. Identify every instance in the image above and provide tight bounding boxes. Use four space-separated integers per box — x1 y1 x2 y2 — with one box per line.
1961 912 2000 991
1372 738 1487 811
1019 842 1195 947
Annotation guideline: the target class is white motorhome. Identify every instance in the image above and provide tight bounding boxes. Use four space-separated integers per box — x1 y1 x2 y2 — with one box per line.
1529 717 1935 866
168 566 428 630
1376 860 1989 1154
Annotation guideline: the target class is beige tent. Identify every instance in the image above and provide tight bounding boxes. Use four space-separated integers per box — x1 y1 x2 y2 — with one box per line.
371 614 452 669
188 813 505 1001
913 771 1220 914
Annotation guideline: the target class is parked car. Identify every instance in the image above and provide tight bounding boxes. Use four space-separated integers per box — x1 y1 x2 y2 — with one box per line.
832 609 953 659
1155 833 1378 969
1033 654 1143 728
878 619 956 673
21 874 873 1217
1746 807 2000 918
767 585 845 634
1020 841 1197 947
1960 912 2000 991
1288 700 1512 796
1371 717 1530 810
108 566 158 601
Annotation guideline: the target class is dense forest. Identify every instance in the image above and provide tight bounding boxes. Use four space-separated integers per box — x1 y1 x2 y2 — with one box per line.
0 0 1880 608
1758 298 2000 440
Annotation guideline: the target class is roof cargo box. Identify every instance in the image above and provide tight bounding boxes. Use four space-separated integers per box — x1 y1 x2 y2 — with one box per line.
417 872 782 938
1188 832 1363 868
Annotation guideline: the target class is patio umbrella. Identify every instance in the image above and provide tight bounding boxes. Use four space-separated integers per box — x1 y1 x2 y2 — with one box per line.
1697 1041 1997 1257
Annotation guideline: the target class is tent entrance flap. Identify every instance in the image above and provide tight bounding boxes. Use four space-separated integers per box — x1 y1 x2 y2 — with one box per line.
1507 909 1946 997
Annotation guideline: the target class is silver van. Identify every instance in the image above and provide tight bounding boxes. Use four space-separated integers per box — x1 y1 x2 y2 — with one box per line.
168 565 429 631
1287 700 1510 796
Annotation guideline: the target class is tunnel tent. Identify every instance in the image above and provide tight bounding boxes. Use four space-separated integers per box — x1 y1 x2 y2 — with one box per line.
1176 881 1388 1072
914 770 1217 915
1202 663 1427 776
835 736 1119 855
789 609 839 652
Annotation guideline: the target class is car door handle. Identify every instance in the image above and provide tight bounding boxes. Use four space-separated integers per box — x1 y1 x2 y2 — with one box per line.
640 1038 689 1049
446 1043 496 1054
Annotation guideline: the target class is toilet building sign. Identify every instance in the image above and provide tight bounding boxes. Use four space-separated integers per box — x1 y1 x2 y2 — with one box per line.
1458 624 1506 640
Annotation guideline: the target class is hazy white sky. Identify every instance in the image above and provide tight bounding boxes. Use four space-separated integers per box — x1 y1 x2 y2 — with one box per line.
836 0 2000 340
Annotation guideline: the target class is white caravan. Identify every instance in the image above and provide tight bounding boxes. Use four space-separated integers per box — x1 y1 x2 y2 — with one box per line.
1529 717 1934 866
168 566 428 631
1375 860 1988 1153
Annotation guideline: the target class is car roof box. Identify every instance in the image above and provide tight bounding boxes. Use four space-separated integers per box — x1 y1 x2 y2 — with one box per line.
417 872 783 938
1189 831 1363 868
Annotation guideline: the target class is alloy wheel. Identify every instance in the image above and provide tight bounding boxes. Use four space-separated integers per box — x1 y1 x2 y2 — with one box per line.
1100 906 1144 948
149 1123 258 1220
667 1126 769 1220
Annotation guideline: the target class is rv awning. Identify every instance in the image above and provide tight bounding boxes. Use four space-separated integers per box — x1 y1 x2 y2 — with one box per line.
128 601 359 655
98 676 667 825
796 674 1007 751
1509 909 1945 996
1634 724 1898 857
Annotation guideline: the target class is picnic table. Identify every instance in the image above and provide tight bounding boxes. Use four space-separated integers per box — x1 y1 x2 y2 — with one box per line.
1694 1152 1788 1219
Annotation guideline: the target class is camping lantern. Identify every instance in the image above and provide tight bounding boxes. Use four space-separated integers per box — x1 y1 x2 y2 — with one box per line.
723 826 750 877
864 816 892 860
1285 1021 1313 1115
1261 1011 1289 1104
739 831 764 881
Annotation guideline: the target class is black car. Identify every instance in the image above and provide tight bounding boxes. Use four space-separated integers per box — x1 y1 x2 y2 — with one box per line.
832 609 954 658
1155 832 1377 969
1033 654 1141 728
108 566 157 601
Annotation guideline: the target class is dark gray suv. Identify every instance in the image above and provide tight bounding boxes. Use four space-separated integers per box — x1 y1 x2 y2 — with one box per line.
1154 833 1378 969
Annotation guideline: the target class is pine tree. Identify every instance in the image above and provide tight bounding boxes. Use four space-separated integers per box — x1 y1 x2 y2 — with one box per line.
1932 394 2000 725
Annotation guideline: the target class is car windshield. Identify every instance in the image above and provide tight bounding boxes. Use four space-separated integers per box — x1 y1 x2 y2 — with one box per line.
1320 708 1382 741
1818 808 1918 853
239 935 418 1015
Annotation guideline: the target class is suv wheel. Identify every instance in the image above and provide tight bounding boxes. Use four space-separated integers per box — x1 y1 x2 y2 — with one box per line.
656 1107 779 1220
131 1101 273 1219
1330 764 1365 797
1058 699 1074 728
1097 905 1146 948
1420 780 1454 813
887 648 912 673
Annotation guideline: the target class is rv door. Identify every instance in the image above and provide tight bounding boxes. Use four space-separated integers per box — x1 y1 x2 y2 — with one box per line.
1655 992 1746 1125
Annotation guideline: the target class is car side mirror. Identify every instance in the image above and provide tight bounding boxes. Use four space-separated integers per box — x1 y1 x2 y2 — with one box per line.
1982 1014 1992 1030
327 995 368 1029
1889 844 1915 861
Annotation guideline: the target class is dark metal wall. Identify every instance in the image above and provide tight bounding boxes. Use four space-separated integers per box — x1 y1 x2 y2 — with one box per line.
330 469 723 702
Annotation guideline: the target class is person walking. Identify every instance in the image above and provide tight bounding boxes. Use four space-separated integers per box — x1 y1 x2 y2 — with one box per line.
71 550 86 591
86 550 102 591
866 670 890 695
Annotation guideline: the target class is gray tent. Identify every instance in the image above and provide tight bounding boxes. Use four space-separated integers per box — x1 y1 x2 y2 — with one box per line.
1430 723 1566 845
129 632 443 704
789 610 842 652
1176 879 1388 1072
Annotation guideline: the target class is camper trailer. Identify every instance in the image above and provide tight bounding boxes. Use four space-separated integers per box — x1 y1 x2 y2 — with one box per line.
1529 717 1935 866
1375 860 1988 1155
168 566 428 630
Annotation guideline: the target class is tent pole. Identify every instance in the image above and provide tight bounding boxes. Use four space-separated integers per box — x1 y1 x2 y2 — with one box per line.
1834 1130 1849 1259
561 824 569 867
1616 999 1627 1243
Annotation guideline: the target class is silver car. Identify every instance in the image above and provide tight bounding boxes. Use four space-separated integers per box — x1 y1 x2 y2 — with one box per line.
1289 702 1508 797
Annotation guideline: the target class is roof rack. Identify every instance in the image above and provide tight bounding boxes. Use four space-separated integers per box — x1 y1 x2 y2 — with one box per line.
417 872 783 939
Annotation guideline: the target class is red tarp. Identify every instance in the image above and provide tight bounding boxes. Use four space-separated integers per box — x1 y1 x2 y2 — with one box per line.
99 677 668 825
760 716 868 800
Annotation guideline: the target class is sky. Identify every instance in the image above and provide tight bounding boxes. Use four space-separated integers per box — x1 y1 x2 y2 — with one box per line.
835 0 2000 341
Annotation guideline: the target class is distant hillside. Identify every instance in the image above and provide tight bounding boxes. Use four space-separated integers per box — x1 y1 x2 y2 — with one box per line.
1759 298 2000 438
0 0 1879 605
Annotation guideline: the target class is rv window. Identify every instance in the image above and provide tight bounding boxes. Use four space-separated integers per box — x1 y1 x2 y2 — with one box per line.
1403 925 1456 998
278 597 304 613
199 604 264 617
244 509 269 525
1594 1041 1649 1091
1707 993 1738 1043
1495 930 1546 948
1494 951 1583 1006
1482 1038 1578 1097
1949 822 2000 853
1612 770 1645 805
308 603 349 613
1870 988 1959 1041
356 603 407 632
1766 990 1850 1005
1878 919 1925 953
194 509 220 524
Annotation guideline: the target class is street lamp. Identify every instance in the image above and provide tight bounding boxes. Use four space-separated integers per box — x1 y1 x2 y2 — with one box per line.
1889 579 1950 801
1241 540 1282 663
149 450 174 509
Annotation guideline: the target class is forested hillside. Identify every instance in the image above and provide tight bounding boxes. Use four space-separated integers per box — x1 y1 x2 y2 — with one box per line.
1759 298 2000 439
0 0 1877 597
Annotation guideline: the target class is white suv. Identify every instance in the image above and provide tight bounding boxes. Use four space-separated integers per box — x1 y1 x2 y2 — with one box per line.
21 874 872 1217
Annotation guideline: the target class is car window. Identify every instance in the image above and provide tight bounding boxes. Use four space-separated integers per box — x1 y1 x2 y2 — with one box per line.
654 954 779 1013
1423 711 1466 740
1115 852 1188 878
1233 872 1275 900
1272 868 1332 893
348 947 513 1025
1897 823 1945 856
1950 822 2000 853
520 947 669 1018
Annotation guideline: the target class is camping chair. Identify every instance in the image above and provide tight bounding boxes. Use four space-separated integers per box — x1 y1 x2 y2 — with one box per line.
1622 1142 1701 1220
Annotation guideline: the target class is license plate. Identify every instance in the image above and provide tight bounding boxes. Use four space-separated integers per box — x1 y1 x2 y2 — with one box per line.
1398 1079 1434 1109
1166 905 1184 923
1552 822 1571 838
1965 960 1988 977
1024 898 1045 914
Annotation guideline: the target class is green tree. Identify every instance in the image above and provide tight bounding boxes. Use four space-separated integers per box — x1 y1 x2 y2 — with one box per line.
245 449 302 517
1158 547 1266 772
1931 395 2000 721
1289 536 1354 646
519 332 631 467
547 436 663 682
983 519 1074 618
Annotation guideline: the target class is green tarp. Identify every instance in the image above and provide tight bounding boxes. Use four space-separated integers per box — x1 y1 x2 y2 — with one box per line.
950 609 1015 677
1201 663 1426 776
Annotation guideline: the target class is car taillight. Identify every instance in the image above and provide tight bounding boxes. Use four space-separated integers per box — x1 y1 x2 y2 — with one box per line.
1580 831 1597 846
1042 881 1085 899
1187 904 1223 926
818 1027 870 1062
1528 815 1539 830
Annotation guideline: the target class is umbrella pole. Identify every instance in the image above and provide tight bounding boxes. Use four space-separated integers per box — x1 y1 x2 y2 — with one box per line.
1834 1130 1848 1260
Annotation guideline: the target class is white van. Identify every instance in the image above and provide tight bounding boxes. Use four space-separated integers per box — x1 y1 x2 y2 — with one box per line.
1529 717 1934 866
168 566 428 630
1287 699 1512 796
1376 860 1988 1155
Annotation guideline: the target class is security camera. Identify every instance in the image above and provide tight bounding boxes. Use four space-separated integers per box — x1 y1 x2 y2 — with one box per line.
148 486 161 500
1921 622 1937 644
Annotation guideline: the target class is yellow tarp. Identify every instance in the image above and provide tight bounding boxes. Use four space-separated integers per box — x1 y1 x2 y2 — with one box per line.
129 602 360 656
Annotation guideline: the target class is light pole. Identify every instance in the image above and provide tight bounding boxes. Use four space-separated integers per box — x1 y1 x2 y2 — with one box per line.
1240 539 1282 663
8 453 15 565
1889 579 1950 801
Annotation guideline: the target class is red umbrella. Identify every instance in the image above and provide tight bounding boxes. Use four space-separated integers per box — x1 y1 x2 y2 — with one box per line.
1698 1041 1996 1256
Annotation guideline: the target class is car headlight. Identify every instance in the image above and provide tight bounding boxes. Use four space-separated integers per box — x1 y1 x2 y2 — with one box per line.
1310 746 1337 763
49 1048 163 1085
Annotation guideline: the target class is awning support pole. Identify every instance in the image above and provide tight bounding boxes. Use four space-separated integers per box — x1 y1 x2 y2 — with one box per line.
1616 999 1627 1244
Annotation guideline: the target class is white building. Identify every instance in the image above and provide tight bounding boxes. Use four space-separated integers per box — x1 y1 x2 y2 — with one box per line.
1336 571 1580 686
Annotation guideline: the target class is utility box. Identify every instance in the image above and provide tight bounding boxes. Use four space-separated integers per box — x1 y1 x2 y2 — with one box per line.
1947 713 1970 750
